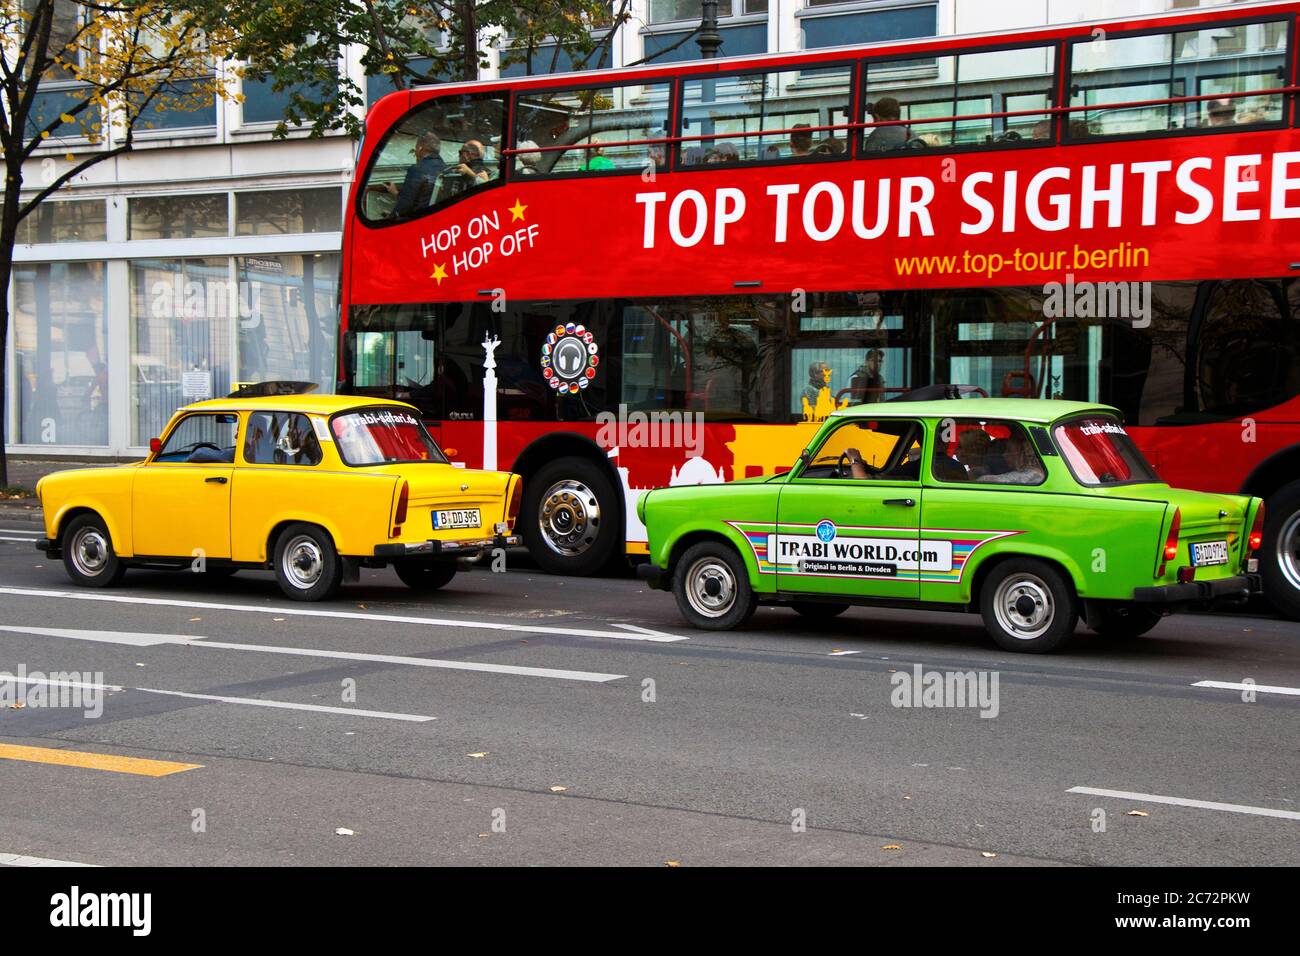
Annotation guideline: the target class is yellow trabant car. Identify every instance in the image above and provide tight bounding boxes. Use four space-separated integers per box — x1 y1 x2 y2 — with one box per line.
34 394 521 601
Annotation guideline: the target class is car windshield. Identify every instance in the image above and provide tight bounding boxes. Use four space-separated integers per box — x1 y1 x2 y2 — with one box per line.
331 408 447 465
1052 416 1160 485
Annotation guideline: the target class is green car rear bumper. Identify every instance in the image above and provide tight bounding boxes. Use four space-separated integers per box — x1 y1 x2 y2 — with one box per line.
1131 574 1261 605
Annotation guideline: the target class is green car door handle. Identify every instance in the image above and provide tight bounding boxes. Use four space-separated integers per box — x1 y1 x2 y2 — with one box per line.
883 498 915 507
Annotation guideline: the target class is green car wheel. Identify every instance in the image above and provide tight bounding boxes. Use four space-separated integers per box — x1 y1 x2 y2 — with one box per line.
672 541 758 631
790 602 850 620
979 558 1078 653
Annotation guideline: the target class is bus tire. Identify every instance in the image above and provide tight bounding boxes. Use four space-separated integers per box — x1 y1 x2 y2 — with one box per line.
1261 480 1300 621
522 457 620 576
979 558 1077 653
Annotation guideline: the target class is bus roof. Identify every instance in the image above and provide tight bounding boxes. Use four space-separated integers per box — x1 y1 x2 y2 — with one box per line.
832 398 1120 425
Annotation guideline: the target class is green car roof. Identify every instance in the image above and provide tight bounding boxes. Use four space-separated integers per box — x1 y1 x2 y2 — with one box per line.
832 398 1120 425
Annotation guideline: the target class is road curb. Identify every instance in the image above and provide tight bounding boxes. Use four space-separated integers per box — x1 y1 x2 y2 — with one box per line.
0 503 44 528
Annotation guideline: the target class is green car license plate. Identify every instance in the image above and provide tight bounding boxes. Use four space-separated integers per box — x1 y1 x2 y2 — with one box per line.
433 508 480 530
1190 540 1229 566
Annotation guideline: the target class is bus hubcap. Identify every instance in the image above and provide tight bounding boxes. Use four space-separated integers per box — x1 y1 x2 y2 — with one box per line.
994 574 1054 639
539 480 599 557
686 557 736 618
283 535 323 589
71 528 108 577
1278 511 1300 592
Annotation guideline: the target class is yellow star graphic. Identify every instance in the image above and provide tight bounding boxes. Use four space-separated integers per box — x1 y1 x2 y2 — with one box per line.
508 199 527 222
430 263 448 285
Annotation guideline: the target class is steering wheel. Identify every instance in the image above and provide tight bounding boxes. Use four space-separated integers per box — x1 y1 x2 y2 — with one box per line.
836 452 880 479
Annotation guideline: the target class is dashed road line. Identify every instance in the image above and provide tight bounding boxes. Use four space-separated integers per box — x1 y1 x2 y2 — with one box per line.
1191 680 1300 697
0 852 98 867
0 621 625 683
136 687 436 722
0 585 687 643
1068 786 1300 821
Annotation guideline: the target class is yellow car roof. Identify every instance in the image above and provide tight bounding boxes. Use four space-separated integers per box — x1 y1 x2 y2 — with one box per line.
178 394 418 415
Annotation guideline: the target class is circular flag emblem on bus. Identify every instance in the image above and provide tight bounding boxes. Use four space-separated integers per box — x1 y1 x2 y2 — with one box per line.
543 324 599 391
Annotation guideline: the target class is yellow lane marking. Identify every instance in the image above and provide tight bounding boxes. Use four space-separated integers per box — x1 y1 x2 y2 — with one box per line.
0 744 201 777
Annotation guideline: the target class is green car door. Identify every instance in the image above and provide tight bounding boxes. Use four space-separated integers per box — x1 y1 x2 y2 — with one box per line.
775 417 925 601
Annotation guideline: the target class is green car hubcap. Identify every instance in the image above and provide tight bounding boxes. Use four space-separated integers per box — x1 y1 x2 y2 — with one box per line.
994 573 1054 640
686 556 737 618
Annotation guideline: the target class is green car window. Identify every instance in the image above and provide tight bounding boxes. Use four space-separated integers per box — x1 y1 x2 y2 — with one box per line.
931 419 1047 486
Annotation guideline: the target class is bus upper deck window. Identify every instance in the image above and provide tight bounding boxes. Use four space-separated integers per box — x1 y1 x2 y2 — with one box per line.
862 44 1057 154
513 81 673 178
359 92 507 225
1067 18 1289 140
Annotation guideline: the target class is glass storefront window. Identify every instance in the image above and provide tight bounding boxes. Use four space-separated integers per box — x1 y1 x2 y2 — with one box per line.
130 257 232 444
129 193 229 240
235 188 342 236
236 253 341 390
15 200 107 244
11 261 109 446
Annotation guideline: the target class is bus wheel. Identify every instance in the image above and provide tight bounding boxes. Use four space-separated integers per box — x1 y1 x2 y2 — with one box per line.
1262 481 1300 621
523 457 619 576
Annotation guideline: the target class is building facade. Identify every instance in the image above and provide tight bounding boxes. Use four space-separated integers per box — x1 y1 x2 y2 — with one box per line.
5 0 1239 458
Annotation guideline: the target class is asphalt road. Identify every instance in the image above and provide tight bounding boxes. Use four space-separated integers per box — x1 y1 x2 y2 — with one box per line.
0 527 1296 867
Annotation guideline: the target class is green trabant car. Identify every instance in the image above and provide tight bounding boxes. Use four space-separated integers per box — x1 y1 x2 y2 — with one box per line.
637 398 1265 653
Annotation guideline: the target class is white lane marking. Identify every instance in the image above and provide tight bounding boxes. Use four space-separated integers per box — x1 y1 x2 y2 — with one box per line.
1068 786 1300 821
0 586 687 643
135 687 436 722
0 625 205 647
0 852 98 867
0 536 40 543
0 622 624 684
0 528 43 534
828 650 861 656
0 673 124 692
612 623 685 641
1192 680 1300 697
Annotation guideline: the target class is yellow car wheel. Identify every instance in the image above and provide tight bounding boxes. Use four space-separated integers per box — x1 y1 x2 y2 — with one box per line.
393 560 457 592
62 513 126 588
273 523 342 602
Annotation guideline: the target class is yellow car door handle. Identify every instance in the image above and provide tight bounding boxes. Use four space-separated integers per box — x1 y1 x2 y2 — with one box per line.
205 476 228 485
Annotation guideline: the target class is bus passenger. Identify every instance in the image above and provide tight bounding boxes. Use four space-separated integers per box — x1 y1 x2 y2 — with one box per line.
706 141 740 164
849 348 885 404
790 123 814 157
814 137 845 156
1205 98 1237 127
582 140 616 170
516 140 542 175
374 131 445 218
865 97 909 152
450 140 492 188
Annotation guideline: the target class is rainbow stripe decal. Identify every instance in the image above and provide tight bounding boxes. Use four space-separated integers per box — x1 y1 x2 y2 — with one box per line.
728 521 1022 584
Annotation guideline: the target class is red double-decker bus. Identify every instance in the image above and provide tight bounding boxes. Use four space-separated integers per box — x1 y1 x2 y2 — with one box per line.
339 0 1300 619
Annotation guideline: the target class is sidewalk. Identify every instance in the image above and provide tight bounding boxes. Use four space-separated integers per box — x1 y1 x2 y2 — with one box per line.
1 458 120 527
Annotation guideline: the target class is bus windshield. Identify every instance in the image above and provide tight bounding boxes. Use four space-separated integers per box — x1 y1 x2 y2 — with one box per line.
331 409 448 466
1053 417 1160 486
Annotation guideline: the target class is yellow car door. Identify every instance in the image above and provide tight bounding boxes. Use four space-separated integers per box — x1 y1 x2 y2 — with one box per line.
132 412 239 559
